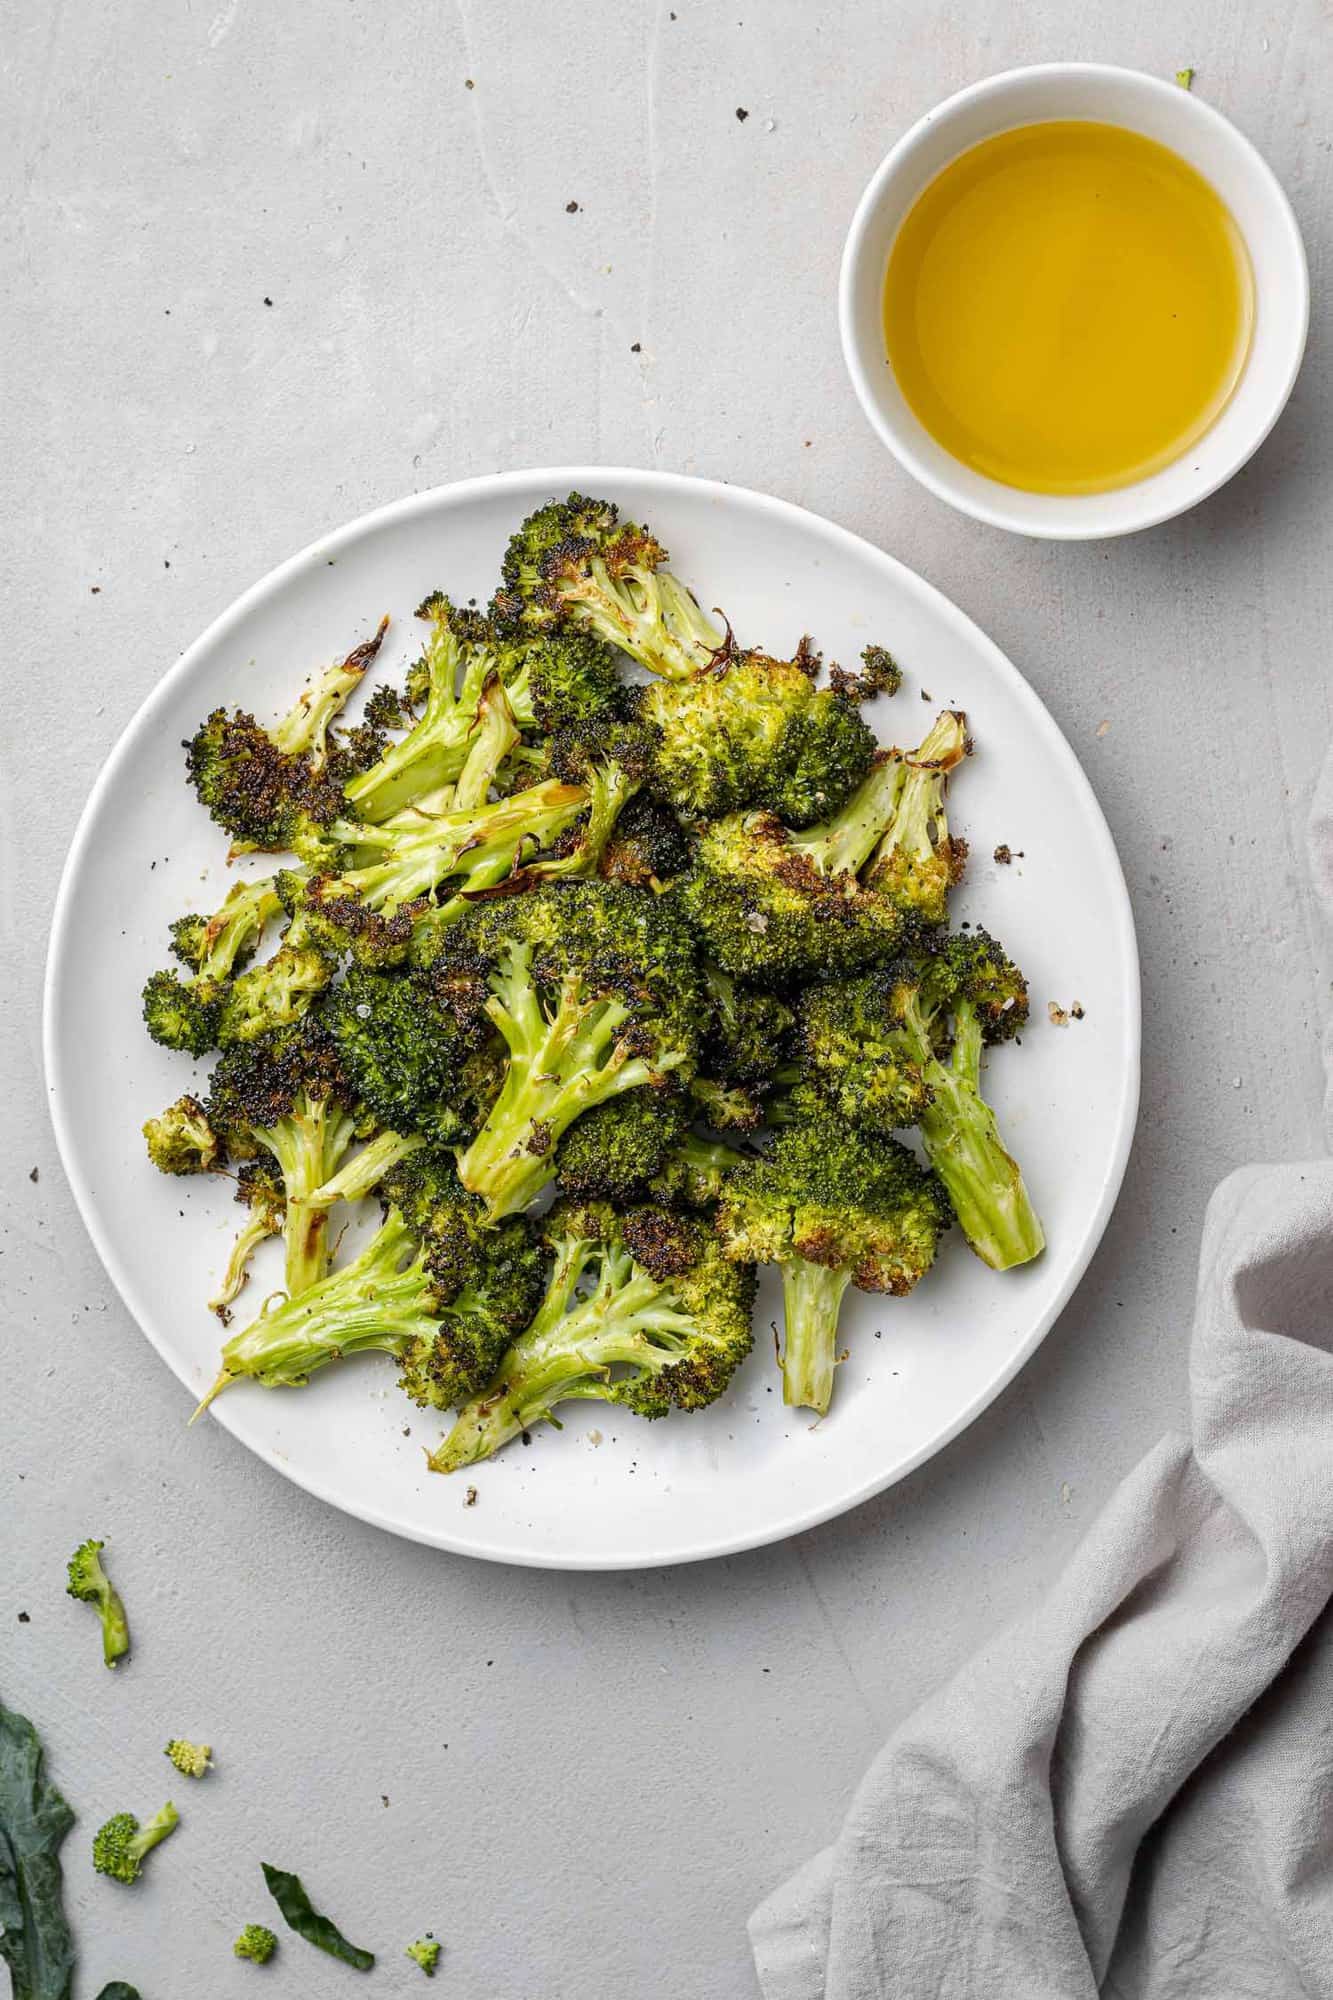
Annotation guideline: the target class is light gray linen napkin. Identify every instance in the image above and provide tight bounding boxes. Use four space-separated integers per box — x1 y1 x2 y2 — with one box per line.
750 755 1333 2000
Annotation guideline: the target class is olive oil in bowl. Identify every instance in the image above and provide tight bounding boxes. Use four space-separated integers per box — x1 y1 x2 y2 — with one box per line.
883 121 1254 495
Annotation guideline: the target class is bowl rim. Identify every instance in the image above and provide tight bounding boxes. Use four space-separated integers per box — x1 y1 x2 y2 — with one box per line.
838 61 1310 540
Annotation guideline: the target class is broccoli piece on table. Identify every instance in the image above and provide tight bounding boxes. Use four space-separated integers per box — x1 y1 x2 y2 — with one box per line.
493 492 725 681
716 1085 950 1413
234 1924 278 1964
205 1020 360 1299
450 883 701 1219
164 1739 212 1779
406 1936 441 1975
863 709 970 926
66 1538 130 1668
92 1803 178 1885
802 933 1043 1271
143 1095 223 1176
193 1153 544 1416
431 1200 756 1469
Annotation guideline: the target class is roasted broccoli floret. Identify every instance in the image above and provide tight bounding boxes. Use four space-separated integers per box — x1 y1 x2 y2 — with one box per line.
342 598 528 821
493 492 725 680
802 933 1043 1271
164 1739 212 1779
147 878 290 1055
185 706 350 859
271 618 389 771
829 643 903 701
322 964 496 1142
451 883 701 1218
194 1154 544 1415
144 1095 223 1176
553 1089 691 1201
863 709 970 925
717 1086 950 1413
521 629 628 735
598 791 691 888
234 1924 278 1964
66 1538 130 1668
205 1020 360 1298
701 965 793 1086
431 1201 756 1469
406 1936 441 1976
92 1803 179 1884
680 756 908 981
639 647 875 827
215 940 334 1046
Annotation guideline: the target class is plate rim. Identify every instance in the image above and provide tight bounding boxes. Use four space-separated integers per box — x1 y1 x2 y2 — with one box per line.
42 465 1141 1569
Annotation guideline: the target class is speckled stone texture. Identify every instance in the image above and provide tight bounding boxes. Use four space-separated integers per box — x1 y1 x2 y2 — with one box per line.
3 3 1330 1994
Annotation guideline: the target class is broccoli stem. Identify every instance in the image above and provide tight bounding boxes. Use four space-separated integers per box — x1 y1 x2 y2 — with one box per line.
258 1096 358 1298
430 1237 692 1469
194 1210 434 1415
328 779 587 911
792 757 904 879
458 946 683 1219
779 1260 852 1414
342 615 472 820
564 555 722 680
272 617 388 769
208 1206 282 1314
451 678 520 811
917 1008 1045 1271
307 1130 426 1209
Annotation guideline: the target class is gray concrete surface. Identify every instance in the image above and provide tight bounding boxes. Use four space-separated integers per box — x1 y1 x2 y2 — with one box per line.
4 2 1331 1994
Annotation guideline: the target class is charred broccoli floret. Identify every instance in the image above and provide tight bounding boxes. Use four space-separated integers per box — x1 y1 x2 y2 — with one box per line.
551 1090 738 1206
598 791 691 888
92 1802 179 1885
143 1095 223 1176
701 965 794 1085
641 648 875 827
185 706 350 859
322 964 496 1143
215 941 334 1046
451 884 701 1218
829 643 903 701
147 879 292 1056
431 1201 756 1469
716 1086 950 1413
801 933 1043 1271
205 1021 360 1298
66 1538 130 1668
680 756 908 981
493 492 725 680
194 1154 544 1415
863 709 970 925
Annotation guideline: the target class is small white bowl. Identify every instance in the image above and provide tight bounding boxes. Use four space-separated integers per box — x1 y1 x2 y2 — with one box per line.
840 64 1309 538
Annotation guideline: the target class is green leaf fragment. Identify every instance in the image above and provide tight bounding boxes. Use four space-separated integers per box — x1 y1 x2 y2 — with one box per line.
0 1701 76 2000
261 1862 374 1971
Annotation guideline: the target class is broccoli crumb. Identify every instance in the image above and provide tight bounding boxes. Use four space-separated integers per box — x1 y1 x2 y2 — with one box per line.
1175 66 1195 89
1071 1002 1085 1020
1048 1002 1069 1027
406 1935 442 1975
464 1485 479 1506
164 1738 212 1779
234 1923 278 1964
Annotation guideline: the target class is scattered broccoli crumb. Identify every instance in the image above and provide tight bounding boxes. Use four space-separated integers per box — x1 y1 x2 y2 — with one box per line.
1175 66 1195 88
1048 1002 1070 1027
465 1486 479 1506
234 1924 278 1964
406 1936 442 1975
993 844 1011 864
164 1738 212 1778
66 1539 130 1668
92 1802 180 1885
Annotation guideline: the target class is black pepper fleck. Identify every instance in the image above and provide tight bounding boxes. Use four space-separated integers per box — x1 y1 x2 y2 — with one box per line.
28 1168 38 1183
565 200 580 214
17 1612 30 1623
630 341 641 353
735 106 749 121
263 296 273 307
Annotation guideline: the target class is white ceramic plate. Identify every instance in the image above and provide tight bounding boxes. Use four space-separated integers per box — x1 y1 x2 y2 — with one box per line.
44 469 1139 1569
